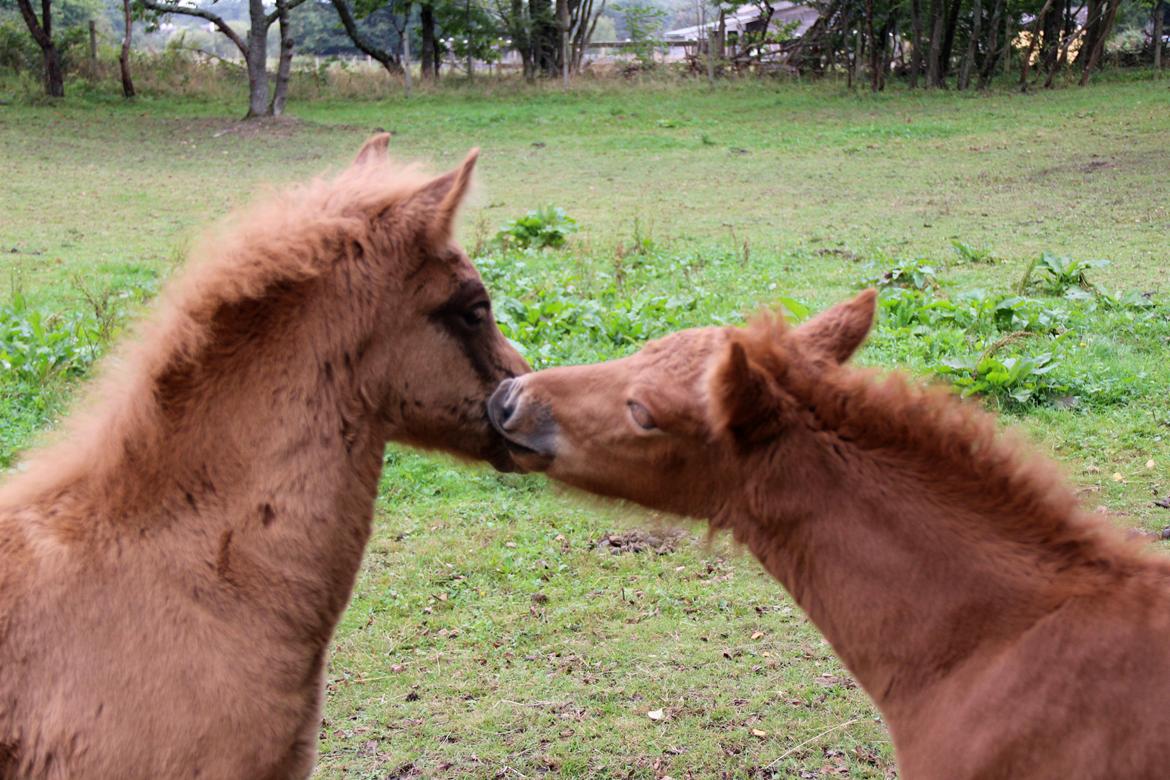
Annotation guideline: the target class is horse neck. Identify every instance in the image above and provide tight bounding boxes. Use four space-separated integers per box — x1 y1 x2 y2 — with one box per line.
732 431 1112 721
70 292 392 639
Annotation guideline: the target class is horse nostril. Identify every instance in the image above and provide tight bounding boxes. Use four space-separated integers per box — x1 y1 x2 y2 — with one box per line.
489 378 518 429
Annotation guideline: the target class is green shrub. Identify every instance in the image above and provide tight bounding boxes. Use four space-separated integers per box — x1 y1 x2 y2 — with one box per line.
0 293 103 383
934 350 1066 406
495 206 578 251
862 258 938 290
1023 253 1110 296
950 240 998 265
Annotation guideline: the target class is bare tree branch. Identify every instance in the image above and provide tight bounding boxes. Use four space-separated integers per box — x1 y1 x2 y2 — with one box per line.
265 0 308 27
140 0 248 54
328 0 403 74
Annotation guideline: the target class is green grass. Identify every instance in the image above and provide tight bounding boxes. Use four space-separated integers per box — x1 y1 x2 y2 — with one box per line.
2 76 1169 778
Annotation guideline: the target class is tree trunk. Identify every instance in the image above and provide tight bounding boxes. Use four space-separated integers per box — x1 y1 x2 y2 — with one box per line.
1038 0 1061 73
269 0 293 116
958 0 981 88
507 0 532 79
909 0 924 87
555 0 569 86
530 0 557 76
1077 0 1104 68
938 0 962 80
1079 0 1120 83
1044 0 1081 86
1018 0 1054 90
569 0 600 74
1155 0 1165 70
420 3 436 79
400 5 413 97
244 0 270 118
120 0 135 96
865 0 879 91
15 0 64 96
926 0 944 86
87 19 97 73
977 0 1004 86
876 15 895 90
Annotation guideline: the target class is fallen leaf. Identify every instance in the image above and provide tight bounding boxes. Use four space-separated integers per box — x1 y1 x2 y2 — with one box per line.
505 541 517 548
1112 472 1125 483
437 593 448 602
647 709 665 721
751 631 765 640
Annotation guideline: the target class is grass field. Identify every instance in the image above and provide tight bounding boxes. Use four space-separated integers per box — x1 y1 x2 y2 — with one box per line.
2 76 1169 778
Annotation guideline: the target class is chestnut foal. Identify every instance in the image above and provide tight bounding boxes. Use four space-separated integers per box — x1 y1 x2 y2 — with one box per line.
489 290 1170 779
0 136 528 779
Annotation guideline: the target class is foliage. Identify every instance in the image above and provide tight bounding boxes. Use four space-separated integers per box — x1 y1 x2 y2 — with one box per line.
494 205 578 250
1030 253 1111 296
0 297 103 383
614 0 665 67
478 254 704 367
862 257 938 290
935 349 1066 405
0 20 39 73
950 240 998 265
435 0 504 66
290 0 405 57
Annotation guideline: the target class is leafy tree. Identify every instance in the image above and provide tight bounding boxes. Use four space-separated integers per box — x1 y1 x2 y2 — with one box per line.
2 0 103 95
436 0 501 75
615 0 663 66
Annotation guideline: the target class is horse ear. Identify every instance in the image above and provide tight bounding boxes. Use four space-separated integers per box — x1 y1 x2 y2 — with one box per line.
412 148 479 248
790 288 877 365
353 133 391 167
707 339 790 446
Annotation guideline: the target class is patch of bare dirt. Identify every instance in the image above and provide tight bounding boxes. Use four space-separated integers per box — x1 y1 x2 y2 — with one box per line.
595 528 687 555
155 115 359 142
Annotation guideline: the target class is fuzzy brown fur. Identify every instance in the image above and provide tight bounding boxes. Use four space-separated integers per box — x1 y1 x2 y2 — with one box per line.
491 289 1170 779
0 135 528 779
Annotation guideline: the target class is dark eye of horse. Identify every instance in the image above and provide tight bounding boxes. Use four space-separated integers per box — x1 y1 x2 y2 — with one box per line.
462 302 490 328
627 400 657 431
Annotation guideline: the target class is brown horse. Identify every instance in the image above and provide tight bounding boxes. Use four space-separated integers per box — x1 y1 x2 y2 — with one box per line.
489 290 1170 779
0 135 528 779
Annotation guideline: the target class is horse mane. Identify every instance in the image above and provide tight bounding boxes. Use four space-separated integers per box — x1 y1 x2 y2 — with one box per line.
733 313 1149 576
0 158 436 510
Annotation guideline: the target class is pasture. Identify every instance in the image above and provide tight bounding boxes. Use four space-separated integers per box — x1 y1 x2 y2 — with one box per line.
2 77 1168 778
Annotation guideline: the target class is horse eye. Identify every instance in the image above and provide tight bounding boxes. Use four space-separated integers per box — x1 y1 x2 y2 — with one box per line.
627 400 657 431
462 302 490 328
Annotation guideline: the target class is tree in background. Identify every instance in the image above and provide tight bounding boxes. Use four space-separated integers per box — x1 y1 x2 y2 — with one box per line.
13 0 65 94
436 0 500 76
118 0 133 94
1155 0 1165 70
493 0 601 80
328 0 405 75
137 0 306 116
4 0 104 95
615 0 664 67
